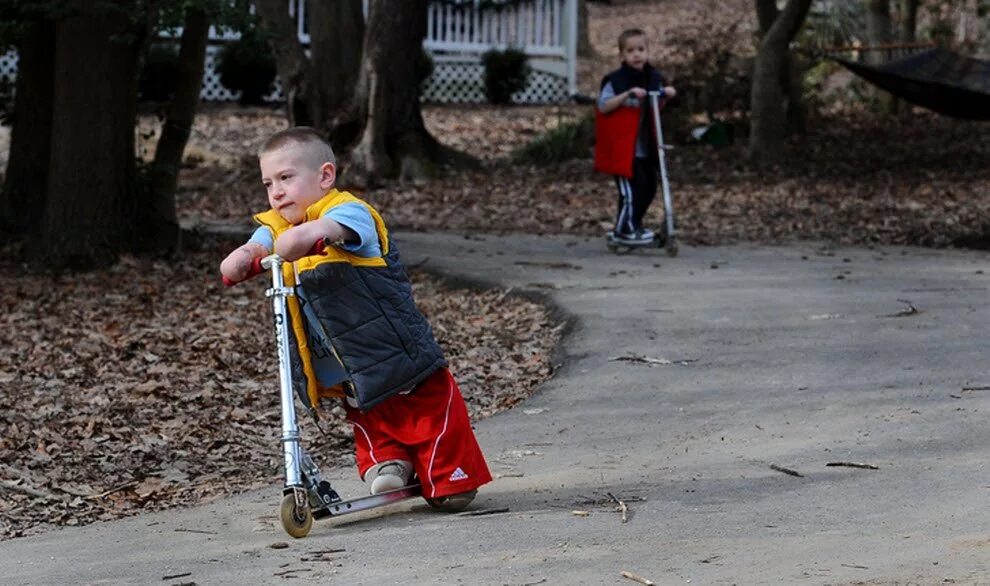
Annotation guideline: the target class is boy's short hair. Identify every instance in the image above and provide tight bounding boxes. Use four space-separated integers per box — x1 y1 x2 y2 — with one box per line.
259 126 336 168
618 28 647 51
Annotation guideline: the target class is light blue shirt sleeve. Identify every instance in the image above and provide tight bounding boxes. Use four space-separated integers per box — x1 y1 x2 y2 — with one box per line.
247 226 274 252
324 202 382 258
598 81 616 111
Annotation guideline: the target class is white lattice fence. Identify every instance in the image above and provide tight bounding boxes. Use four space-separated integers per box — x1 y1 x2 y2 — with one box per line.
0 51 17 88
423 58 568 103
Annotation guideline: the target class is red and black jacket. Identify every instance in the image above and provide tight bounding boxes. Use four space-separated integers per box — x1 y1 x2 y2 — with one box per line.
593 62 666 178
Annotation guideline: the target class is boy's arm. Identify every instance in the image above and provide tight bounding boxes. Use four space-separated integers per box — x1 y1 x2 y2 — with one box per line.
220 242 269 283
274 217 358 261
598 81 646 114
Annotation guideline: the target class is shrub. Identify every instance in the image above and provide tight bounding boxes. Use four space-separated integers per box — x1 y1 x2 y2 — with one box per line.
139 44 180 102
416 48 435 86
217 30 277 105
481 48 530 105
511 114 595 165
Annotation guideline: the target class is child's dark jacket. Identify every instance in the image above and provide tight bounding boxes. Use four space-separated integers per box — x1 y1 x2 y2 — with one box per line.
593 62 666 178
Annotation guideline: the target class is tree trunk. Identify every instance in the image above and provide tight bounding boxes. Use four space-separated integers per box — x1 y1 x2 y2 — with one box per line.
865 0 892 65
310 0 364 138
349 0 474 185
898 0 918 43
865 0 896 113
577 0 595 58
255 0 312 126
1 18 54 240
978 0 990 59
145 6 209 253
756 0 779 31
755 0 806 135
35 0 142 270
748 0 813 165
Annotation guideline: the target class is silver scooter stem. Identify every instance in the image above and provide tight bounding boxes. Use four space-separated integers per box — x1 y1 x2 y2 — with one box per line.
262 254 305 489
649 91 676 244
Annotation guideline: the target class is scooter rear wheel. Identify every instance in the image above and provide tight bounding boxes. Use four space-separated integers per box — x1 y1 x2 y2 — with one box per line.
280 493 313 538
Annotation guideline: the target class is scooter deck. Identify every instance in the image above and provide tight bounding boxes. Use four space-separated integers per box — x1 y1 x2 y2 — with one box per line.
311 484 422 520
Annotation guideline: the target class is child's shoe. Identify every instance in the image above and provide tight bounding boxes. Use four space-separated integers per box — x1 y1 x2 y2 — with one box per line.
425 489 477 512
612 230 640 245
365 459 413 494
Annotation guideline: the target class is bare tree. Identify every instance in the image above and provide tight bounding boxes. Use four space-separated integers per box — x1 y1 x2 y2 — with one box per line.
309 0 365 134
0 16 54 240
36 0 145 269
899 0 919 43
145 6 210 252
254 0 312 126
347 0 473 184
865 0 893 64
865 0 902 113
254 0 364 134
756 0 808 135
578 0 595 58
749 0 813 164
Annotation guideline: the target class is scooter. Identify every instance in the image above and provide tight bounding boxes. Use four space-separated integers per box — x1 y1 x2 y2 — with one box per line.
225 245 421 538
604 90 679 257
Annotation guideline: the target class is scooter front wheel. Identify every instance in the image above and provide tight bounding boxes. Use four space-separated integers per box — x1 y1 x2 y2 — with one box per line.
280 493 313 538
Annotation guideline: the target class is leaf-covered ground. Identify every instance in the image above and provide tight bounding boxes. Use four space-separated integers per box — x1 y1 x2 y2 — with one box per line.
175 104 990 250
0 249 562 540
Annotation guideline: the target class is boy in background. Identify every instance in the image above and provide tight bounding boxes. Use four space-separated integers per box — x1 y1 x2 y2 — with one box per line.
595 28 677 245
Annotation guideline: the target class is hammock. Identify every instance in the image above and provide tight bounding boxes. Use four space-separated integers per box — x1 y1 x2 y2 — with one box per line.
829 47 990 120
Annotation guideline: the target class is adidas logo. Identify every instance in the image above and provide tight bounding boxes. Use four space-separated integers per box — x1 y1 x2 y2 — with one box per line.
449 467 469 481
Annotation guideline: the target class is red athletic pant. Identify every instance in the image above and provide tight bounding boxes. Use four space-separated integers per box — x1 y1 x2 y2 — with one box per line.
344 368 492 499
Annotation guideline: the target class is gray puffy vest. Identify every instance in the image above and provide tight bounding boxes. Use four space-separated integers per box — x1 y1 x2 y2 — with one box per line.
292 238 447 411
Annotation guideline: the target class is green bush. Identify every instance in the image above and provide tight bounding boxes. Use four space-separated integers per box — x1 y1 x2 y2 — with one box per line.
139 44 180 102
416 48 435 86
481 48 530 105
217 30 277 105
511 114 595 166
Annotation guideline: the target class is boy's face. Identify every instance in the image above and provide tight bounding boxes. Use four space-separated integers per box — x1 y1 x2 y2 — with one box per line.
621 35 648 70
260 145 336 225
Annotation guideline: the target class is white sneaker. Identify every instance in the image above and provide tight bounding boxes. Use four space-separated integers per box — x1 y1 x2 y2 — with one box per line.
612 230 640 245
637 228 655 241
365 459 413 494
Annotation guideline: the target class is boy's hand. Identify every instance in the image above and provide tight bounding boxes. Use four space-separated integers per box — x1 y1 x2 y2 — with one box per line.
662 86 677 99
628 87 647 99
220 243 268 284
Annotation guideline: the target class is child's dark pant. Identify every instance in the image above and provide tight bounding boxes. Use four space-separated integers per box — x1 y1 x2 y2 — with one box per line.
612 157 658 235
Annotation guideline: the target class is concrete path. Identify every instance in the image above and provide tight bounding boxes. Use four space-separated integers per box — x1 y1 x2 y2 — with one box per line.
2 234 989 585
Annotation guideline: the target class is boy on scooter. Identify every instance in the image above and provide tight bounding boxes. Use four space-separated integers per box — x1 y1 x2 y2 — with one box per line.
595 28 677 246
220 127 491 511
